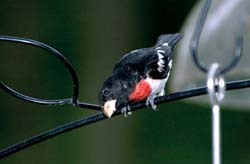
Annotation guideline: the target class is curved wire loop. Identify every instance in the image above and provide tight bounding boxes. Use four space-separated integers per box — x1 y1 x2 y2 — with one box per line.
0 82 72 105
190 0 243 74
0 35 101 110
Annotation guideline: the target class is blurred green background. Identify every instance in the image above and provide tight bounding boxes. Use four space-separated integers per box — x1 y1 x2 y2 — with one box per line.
1 0 250 163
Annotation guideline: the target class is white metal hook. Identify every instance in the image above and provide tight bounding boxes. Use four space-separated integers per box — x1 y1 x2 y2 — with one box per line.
207 63 226 164
207 63 225 106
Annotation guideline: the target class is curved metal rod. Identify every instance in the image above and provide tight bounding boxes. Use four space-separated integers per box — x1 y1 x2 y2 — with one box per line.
220 36 243 74
0 35 101 110
190 0 243 74
190 0 211 73
0 82 73 105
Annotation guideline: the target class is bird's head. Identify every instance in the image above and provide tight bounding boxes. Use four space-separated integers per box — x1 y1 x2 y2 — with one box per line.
99 75 126 118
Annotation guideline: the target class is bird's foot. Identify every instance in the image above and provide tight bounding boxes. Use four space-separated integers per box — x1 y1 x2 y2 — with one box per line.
121 105 132 117
146 95 158 111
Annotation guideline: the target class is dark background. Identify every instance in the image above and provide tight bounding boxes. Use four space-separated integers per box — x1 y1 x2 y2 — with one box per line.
1 0 250 163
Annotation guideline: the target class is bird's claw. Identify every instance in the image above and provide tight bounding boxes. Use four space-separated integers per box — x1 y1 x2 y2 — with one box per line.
146 95 158 111
121 105 132 117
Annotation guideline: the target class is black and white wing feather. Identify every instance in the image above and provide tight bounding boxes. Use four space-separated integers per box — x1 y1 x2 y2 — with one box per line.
114 33 183 80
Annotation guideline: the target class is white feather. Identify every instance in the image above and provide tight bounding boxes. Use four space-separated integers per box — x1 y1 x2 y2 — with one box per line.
157 50 165 72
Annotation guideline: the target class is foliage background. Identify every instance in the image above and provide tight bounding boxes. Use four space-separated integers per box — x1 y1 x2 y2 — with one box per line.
1 0 250 163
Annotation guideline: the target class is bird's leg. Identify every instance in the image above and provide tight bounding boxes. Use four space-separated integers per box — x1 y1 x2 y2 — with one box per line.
121 105 132 117
146 95 158 111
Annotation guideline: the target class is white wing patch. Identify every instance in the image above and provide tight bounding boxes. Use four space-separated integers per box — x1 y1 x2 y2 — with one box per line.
157 50 165 72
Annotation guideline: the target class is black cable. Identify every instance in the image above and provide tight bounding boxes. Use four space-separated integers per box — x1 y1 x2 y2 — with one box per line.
1 79 249 159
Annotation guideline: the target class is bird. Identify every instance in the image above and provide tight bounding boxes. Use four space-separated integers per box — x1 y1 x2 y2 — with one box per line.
99 33 183 118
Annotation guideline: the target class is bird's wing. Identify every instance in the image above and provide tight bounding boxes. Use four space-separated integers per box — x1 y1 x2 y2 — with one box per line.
114 47 173 79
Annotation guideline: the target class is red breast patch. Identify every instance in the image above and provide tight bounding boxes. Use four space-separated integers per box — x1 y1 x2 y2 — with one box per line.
129 80 152 102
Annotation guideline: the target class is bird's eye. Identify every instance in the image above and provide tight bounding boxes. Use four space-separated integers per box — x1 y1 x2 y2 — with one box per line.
102 89 110 96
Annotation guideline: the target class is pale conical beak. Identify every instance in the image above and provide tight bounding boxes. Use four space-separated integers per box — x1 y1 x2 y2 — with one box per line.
103 99 117 118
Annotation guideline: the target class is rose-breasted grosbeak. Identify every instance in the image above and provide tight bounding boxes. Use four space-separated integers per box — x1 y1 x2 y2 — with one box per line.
99 33 183 118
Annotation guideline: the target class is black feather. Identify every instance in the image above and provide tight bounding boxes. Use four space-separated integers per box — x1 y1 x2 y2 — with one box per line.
114 33 183 79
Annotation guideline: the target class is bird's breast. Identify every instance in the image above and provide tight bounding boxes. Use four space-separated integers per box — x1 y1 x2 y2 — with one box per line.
128 79 152 102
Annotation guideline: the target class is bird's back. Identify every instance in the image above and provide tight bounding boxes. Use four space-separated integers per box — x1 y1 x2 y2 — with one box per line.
114 33 183 79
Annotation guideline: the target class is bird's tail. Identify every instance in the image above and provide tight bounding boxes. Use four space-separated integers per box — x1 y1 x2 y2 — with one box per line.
154 33 183 49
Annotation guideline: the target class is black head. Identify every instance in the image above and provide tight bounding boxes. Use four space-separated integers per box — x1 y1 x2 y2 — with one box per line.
99 75 126 117
99 73 138 117
99 76 121 105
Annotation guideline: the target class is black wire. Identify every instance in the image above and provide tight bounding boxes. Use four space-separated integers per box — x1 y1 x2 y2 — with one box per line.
0 35 101 110
1 79 249 159
0 82 72 105
0 82 101 110
0 113 105 159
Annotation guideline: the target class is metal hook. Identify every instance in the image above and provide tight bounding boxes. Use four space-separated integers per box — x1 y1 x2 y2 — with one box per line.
0 35 101 110
207 63 225 106
190 0 243 74
207 63 225 164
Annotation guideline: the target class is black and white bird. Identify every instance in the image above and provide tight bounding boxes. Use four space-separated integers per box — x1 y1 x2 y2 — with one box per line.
99 33 183 118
